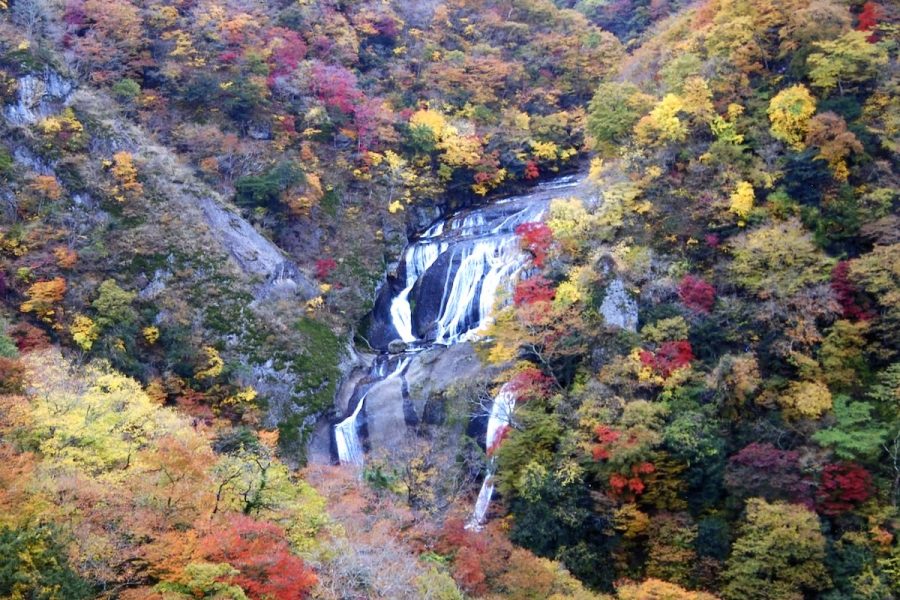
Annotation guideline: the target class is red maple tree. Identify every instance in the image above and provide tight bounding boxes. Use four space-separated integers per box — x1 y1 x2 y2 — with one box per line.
507 367 554 402
677 274 715 314
609 462 655 498
513 275 555 306
591 425 622 461
311 62 363 114
315 258 338 280
817 462 872 516
831 261 874 321
196 515 317 600
857 2 883 41
639 340 694 378
515 222 553 267
265 27 307 79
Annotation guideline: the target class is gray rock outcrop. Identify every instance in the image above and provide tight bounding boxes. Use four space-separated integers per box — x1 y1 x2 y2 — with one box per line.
4 69 74 126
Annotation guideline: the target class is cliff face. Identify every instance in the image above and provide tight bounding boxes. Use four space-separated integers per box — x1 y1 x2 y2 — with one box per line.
4 68 73 126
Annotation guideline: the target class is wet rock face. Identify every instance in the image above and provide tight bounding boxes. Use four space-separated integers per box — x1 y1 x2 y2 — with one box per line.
359 342 487 452
408 205 441 235
366 281 402 349
387 339 408 354
4 69 74 126
408 249 458 339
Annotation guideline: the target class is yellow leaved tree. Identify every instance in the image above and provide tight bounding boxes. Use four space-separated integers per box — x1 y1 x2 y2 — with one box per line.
634 94 688 146
778 379 833 419
20 278 66 326
69 314 99 351
767 85 817 150
194 346 224 380
729 181 755 223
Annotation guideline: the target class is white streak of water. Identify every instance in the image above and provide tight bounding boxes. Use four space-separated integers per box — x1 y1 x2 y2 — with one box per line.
467 383 517 529
334 391 367 466
335 356 412 466
389 241 445 343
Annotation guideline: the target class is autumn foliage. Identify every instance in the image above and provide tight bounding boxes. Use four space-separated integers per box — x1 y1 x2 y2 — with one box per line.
592 425 623 461
726 443 816 507
609 462 656 498
817 462 872 516
506 367 554 402
434 517 590 598
677 275 715 314
0 357 25 393
0 0 898 596
513 275 555 306
195 515 317 600
19 278 67 324
515 222 553 267
639 341 694 377
315 257 338 280
7 323 50 352
831 261 873 321
436 518 510 596
857 2 883 41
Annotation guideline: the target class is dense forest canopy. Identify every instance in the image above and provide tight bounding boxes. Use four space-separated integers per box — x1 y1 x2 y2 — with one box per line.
0 0 897 598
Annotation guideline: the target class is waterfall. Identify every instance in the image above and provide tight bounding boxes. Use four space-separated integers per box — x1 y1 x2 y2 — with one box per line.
432 236 527 345
335 355 412 466
384 198 552 347
467 382 517 530
334 391 367 466
389 240 445 343
340 173 585 494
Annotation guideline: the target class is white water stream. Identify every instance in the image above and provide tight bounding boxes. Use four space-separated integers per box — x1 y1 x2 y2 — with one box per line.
467 382 517 529
334 355 411 466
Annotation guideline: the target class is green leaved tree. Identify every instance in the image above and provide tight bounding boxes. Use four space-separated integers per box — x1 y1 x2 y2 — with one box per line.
813 395 888 461
723 499 830 600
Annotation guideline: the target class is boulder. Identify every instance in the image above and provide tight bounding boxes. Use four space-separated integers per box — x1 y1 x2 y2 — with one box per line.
387 339 408 354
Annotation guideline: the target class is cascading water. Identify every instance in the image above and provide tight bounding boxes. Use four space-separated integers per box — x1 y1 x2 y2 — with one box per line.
389 232 446 344
336 174 586 522
467 382 517 529
334 354 411 466
371 177 583 350
333 392 366 466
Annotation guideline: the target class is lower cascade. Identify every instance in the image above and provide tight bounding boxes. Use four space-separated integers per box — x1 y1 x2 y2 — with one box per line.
334 354 411 466
334 173 586 524
467 382 517 530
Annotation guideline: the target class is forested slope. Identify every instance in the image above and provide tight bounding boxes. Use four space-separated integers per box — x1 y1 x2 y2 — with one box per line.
0 0 897 598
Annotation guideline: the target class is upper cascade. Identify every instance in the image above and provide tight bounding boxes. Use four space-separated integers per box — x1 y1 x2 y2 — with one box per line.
368 174 585 349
